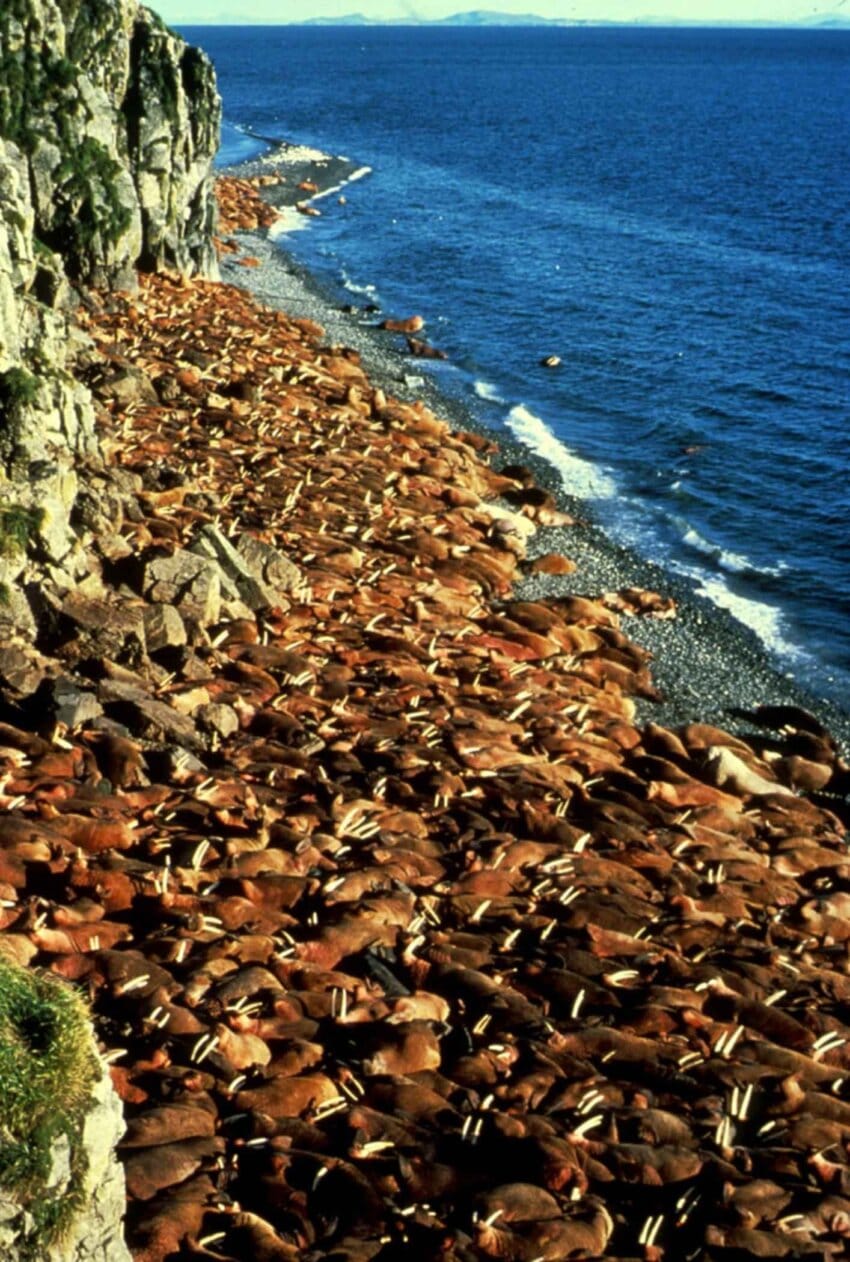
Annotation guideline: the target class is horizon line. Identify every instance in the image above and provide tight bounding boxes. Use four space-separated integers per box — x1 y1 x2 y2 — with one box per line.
172 18 850 28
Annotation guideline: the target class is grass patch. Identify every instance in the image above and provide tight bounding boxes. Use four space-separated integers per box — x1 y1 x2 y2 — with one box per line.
0 960 99 1254
0 505 44 557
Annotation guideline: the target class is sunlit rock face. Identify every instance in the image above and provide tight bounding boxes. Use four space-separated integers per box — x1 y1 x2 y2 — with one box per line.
0 0 220 287
0 2 219 603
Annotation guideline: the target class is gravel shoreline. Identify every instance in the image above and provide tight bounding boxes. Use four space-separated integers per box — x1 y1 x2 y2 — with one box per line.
219 150 850 760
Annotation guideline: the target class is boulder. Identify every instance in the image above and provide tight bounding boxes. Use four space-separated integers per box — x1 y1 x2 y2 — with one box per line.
59 592 147 660
190 523 276 610
143 602 187 652
144 551 221 627
236 532 302 598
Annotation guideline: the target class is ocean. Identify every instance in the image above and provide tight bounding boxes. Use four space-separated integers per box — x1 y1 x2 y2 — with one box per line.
183 24 850 709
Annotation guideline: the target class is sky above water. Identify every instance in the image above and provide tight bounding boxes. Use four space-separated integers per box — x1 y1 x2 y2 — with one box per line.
156 3 843 26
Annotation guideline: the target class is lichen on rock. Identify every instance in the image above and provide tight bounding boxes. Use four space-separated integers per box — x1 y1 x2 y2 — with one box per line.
0 6 222 1254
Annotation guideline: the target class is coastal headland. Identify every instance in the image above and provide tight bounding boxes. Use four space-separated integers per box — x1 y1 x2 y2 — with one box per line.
1 9 850 1255
0 167 848 1257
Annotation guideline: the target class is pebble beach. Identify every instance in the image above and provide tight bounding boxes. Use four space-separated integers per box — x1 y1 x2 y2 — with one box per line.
219 151 850 750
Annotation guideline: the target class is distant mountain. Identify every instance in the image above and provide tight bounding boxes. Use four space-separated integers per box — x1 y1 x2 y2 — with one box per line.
299 11 850 28
302 10 573 26
798 12 850 27
301 12 374 23
434 10 568 23
188 8 850 28
633 10 850 27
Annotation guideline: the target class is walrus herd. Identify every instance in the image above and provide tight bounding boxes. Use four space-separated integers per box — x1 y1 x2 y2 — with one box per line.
1 176 848 1261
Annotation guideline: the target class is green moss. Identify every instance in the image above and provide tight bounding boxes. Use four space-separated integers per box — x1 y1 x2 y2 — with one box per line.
0 368 39 407
0 504 45 556
0 30 76 152
51 136 132 271
0 6 135 282
0 581 10 606
0 960 98 1254
65 0 119 70
0 371 38 470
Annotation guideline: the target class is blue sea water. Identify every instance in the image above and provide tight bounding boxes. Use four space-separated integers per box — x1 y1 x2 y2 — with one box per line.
186 25 850 707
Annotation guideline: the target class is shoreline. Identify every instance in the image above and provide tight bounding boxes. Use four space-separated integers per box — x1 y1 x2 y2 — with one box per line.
218 150 850 757
4 173 849 1259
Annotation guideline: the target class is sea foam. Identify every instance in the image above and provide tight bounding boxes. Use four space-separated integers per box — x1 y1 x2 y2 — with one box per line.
680 525 787 579
691 574 804 667
268 208 311 237
506 404 617 501
313 165 373 203
473 380 505 404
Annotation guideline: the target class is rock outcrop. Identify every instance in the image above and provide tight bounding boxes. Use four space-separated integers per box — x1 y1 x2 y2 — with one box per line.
0 4 220 1257
0 0 220 289
0 0 219 633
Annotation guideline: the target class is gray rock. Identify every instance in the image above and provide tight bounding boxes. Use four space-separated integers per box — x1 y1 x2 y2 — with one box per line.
99 678 205 752
43 676 104 730
97 367 159 408
0 2 219 644
191 523 277 610
0 1056 131 1262
97 677 154 706
237 532 303 597
0 645 45 697
196 702 240 740
144 550 221 627
60 592 146 660
143 602 187 652
0 579 37 639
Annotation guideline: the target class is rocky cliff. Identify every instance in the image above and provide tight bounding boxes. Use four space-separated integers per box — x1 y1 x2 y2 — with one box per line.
0 4 220 1255
0 0 219 626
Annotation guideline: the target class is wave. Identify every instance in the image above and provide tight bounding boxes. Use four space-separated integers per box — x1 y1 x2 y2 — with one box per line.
693 403 735 421
260 139 336 166
271 163 373 237
749 386 796 405
268 208 312 238
313 165 373 204
341 268 377 296
691 574 804 667
473 379 506 404
506 404 617 500
681 526 753 575
679 523 787 579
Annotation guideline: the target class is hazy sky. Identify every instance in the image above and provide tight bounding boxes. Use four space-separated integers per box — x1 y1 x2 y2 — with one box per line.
155 2 832 25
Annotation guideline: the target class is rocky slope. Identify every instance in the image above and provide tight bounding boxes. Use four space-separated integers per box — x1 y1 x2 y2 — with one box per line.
0 0 219 633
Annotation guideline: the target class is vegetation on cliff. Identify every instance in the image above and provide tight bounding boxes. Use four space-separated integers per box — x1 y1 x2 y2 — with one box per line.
0 960 99 1255
0 0 220 287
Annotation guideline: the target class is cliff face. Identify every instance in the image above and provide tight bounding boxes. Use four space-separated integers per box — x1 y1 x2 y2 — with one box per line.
0 0 219 623
0 0 220 287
